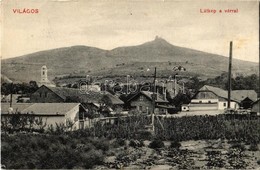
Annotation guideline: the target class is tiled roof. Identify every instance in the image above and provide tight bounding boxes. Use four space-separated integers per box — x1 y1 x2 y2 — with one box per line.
252 98 260 105
127 91 168 103
47 86 80 100
106 93 124 105
200 85 228 99
1 103 33 114
231 90 257 102
21 103 80 115
78 92 124 105
199 85 257 102
41 85 124 105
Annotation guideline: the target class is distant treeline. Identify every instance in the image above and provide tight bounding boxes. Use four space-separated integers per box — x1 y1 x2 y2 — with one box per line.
202 73 259 96
1 81 38 95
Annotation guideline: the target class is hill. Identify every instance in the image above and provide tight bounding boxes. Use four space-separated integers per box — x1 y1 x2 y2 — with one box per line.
1 36 258 83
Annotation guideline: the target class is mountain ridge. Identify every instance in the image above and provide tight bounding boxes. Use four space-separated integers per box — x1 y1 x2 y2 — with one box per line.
1 37 258 83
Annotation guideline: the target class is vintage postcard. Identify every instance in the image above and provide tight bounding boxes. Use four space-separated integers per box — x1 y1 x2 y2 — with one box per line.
1 0 260 169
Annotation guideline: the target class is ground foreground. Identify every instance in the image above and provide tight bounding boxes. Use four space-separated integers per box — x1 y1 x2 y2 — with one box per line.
1 133 260 169
2 115 260 169
99 140 260 169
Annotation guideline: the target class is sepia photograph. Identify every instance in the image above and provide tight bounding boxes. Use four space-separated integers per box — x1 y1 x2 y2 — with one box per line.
1 0 260 169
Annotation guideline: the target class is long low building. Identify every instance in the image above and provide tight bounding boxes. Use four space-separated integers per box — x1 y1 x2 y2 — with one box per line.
1 103 88 130
186 85 257 111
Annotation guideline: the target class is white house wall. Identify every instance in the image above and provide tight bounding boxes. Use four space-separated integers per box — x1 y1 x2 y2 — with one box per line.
65 104 80 130
191 99 219 103
41 116 65 129
218 101 239 110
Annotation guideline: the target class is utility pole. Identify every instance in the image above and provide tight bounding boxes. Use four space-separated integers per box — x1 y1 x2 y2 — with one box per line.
151 67 157 132
259 2 260 103
10 82 13 108
227 41 233 109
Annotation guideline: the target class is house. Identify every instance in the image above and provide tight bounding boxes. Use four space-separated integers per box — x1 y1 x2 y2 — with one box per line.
30 85 125 116
231 90 257 109
1 103 88 130
251 99 260 114
30 85 79 103
189 85 238 111
126 91 171 114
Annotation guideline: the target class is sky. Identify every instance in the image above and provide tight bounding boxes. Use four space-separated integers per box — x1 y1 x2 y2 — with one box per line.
1 0 259 62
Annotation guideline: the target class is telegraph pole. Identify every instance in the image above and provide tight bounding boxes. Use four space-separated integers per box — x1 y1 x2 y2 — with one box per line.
259 2 260 101
151 67 157 132
10 82 13 108
227 41 233 109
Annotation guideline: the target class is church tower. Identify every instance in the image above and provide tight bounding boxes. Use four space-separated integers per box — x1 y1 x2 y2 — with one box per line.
41 65 48 82
39 65 56 87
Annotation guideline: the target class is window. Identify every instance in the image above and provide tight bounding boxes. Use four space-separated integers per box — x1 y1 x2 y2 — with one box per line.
42 71 45 75
223 103 226 107
208 101 211 103
39 92 42 97
45 92 48 97
140 96 144 101
199 101 202 103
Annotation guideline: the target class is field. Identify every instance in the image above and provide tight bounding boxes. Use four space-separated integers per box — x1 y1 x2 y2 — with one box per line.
1 115 260 169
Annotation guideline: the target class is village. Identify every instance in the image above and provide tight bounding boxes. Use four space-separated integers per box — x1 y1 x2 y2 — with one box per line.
1 1 260 168
1 63 259 131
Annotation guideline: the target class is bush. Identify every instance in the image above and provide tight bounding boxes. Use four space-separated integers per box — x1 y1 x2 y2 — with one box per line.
230 142 246 151
170 141 181 149
1 134 106 169
148 139 164 149
136 130 153 140
116 138 126 146
248 143 259 151
129 140 144 148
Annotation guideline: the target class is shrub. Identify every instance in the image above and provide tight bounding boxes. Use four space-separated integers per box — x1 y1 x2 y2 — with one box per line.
230 142 246 151
136 130 153 140
170 141 181 149
129 140 144 148
81 149 104 169
88 137 110 151
248 143 259 151
112 138 126 148
148 139 164 149
117 138 126 146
